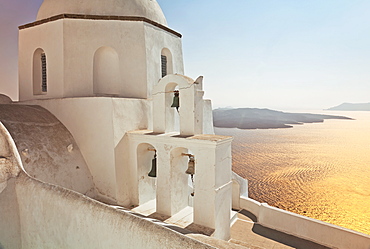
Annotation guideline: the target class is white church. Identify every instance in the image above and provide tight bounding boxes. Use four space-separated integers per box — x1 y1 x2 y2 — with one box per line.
0 0 369 248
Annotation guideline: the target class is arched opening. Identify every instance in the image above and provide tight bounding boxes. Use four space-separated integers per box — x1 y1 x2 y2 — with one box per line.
170 147 195 215
93 46 121 96
161 48 173 78
165 83 180 133
137 143 157 205
33 48 47 95
153 75 198 135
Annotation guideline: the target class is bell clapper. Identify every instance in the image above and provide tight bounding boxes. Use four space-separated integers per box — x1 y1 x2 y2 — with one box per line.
190 174 195 196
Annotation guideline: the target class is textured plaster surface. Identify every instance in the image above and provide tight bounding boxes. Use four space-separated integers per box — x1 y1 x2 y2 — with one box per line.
0 104 96 197
37 0 167 26
0 94 12 104
21 97 151 203
0 178 21 249
15 173 216 249
0 122 21 249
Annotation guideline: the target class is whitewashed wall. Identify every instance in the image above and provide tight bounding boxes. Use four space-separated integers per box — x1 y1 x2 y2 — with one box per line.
144 23 184 97
0 123 22 249
15 173 215 249
0 121 215 249
0 178 21 249
128 130 233 240
240 197 370 249
63 20 148 98
19 19 184 101
18 20 64 101
21 97 151 204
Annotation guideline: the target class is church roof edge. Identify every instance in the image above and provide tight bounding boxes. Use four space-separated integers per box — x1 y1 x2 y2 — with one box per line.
18 14 182 38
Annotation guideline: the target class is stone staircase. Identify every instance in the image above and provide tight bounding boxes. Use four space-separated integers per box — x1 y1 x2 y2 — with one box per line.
112 202 330 249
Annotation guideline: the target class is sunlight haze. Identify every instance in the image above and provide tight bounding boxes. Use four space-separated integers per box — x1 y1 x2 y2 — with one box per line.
0 0 369 110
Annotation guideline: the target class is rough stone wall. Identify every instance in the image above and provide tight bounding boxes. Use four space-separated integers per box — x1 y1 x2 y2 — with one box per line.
0 104 96 197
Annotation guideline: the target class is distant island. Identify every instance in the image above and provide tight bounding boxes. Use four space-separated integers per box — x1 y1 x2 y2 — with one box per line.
327 102 370 111
213 108 353 129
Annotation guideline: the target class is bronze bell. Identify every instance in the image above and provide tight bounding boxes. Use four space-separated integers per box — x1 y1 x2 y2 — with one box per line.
148 153 157 177
185 156 195 175
171 90 180 112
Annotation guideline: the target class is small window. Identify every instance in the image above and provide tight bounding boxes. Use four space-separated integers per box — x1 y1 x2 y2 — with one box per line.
161 55 167 78
33 48 47 95
41 53 47 92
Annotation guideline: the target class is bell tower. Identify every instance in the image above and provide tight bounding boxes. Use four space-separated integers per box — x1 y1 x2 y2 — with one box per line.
126 74 233 240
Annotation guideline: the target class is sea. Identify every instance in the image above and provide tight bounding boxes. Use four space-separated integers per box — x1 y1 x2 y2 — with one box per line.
214 110 370 235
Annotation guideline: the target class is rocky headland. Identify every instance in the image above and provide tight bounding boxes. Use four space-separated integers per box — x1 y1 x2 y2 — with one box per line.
213 108 353 129
327 102 370 111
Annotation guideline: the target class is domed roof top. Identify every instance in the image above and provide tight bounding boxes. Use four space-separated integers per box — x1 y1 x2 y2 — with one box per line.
37 0 167 26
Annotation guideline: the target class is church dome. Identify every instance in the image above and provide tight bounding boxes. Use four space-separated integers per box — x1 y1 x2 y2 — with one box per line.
36 0 167 26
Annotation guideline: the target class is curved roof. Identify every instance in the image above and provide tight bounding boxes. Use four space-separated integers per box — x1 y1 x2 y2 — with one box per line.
0 94 12 104
37 0 167 26
0 104 96 197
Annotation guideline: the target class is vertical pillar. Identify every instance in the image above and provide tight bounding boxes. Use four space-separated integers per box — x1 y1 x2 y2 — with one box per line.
155 145 172 216
115 135 131 206
194 89 204 135
193 139 232 240
126 139 140 206
170 148 190 215
179 86 195 136
156 146 189 216
193 149 216 227
153 91 166 134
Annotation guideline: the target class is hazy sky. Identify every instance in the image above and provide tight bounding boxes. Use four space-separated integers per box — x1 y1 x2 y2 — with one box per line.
1 0 369 110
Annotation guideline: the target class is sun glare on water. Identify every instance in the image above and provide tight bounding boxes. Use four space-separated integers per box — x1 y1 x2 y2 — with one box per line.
216 111 370 235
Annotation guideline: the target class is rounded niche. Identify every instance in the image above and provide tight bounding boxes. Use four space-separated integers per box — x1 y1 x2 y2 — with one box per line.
36 0 167 26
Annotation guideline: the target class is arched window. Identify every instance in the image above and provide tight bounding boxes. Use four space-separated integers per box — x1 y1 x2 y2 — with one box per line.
161 48 173 78
33 48 47 95
93 46 121 95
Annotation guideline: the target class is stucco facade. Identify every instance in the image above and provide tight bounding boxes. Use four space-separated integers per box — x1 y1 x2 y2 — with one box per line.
0 104 96 198
0 123 218 249
19 17 183 101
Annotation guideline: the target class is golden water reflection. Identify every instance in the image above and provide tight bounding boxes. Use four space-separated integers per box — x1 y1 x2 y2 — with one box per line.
215 111 370 235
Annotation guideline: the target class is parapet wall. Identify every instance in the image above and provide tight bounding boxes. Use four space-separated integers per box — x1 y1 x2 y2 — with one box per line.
240 197 370 249
0 117 215 249
15 173 215 249
0 122 22 249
